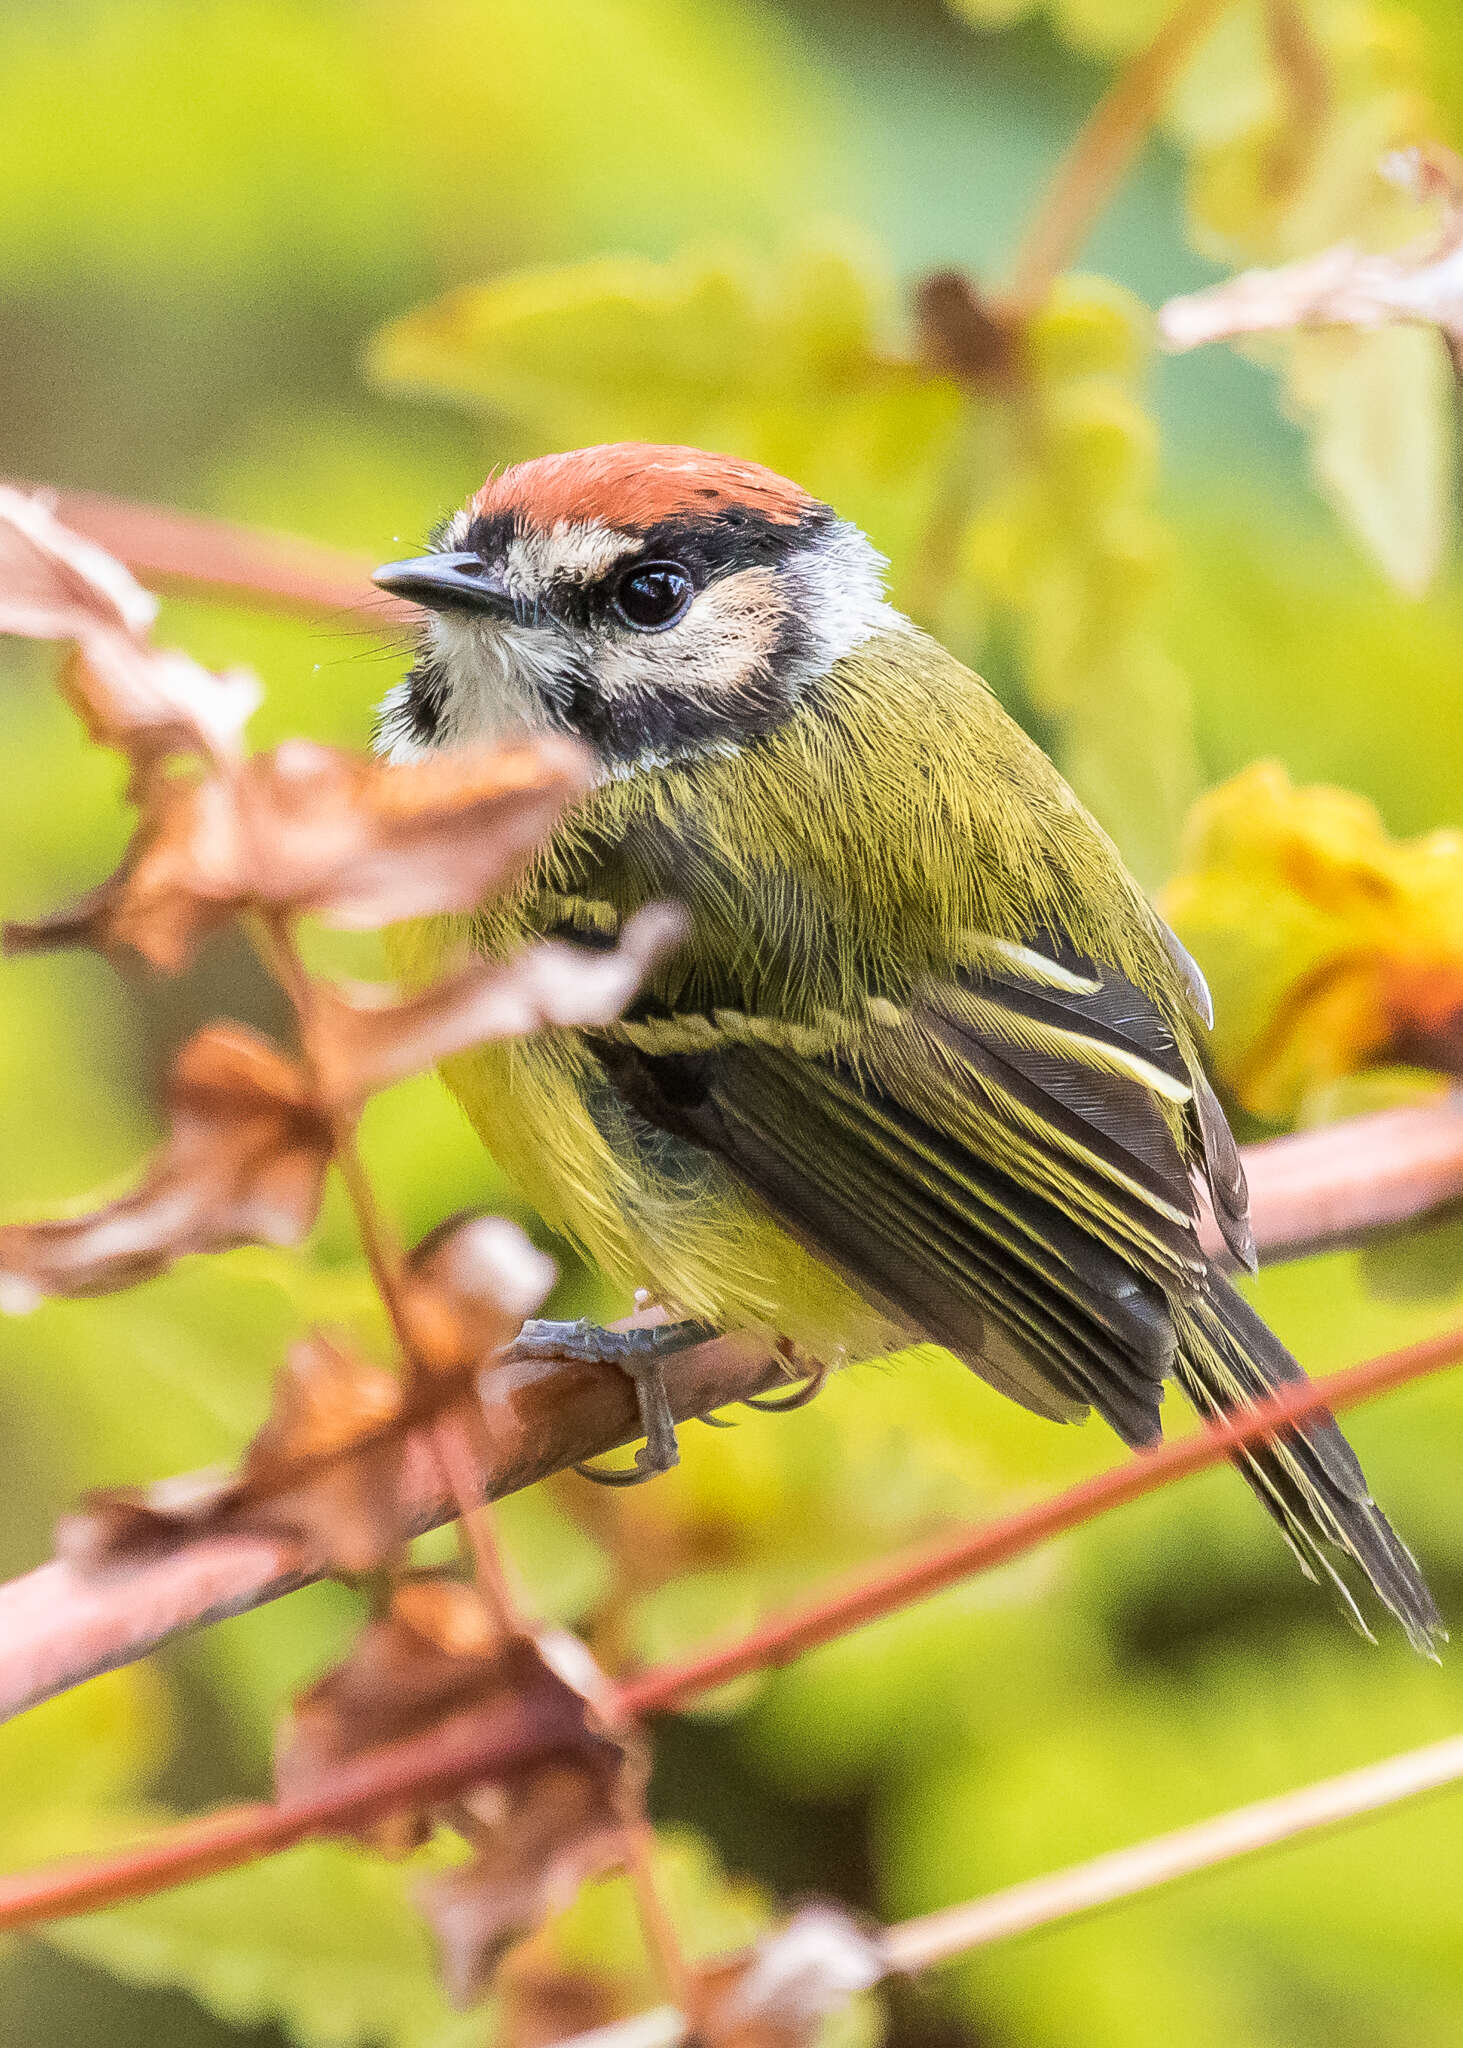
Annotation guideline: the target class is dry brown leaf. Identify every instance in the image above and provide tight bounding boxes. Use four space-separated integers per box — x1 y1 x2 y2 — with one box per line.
400 1213 557 1377
420 1761 629 2007
0 1024 332 1313
238 1331 408 1574
59 1214 556 1574
0 484 157 642
496 1959 623 2048
0 486 259 777
6 736 592 973
277 1582 633 1876
72 639 262 783
277 1575 516 1857
687 1907 885 2048
306 904 687 1108
1160 147 1463 357
60 1329 410 1576
418 1624 640 2005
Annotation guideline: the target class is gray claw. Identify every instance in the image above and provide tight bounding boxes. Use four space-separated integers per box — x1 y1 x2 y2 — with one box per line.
511 1318 716 1486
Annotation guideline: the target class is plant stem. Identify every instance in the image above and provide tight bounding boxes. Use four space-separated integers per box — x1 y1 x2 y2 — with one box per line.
0 1689 584 1928
0 1324 1457 1926
623 1822 692 2011
1 477 407 624
1002 0 1234 316
255 910 420 1373
614 1323 1463 1717
433 1411 520 1634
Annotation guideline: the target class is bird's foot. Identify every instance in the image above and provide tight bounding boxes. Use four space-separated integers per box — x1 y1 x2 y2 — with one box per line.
506 1318 718 1487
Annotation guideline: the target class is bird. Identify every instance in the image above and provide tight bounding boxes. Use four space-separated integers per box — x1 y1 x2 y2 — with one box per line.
372 440 1440 1651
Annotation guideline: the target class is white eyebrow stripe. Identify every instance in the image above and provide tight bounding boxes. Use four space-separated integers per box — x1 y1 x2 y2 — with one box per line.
504 520 639 590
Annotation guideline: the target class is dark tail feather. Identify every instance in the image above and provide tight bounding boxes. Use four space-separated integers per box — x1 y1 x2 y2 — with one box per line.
1175 1274 1444 1655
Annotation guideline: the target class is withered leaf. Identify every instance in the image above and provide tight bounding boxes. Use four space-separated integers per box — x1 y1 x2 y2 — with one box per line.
61 1216 557 1576
496 1959 624 2048
419 1761 629 2007
6 736 593 973
1161 147 1463 357
306 904 688 1108
62 1330 409 1577
0 1024 332 1313
0 484 157 643
400 1213 556 1377
687 1907 885 2048
418 1622 639 2006
277 1583 632 1880
237 1331 408 1575
0 486 259 776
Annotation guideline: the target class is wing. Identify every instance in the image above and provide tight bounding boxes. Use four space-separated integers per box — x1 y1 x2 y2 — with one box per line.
588 932 1247 1448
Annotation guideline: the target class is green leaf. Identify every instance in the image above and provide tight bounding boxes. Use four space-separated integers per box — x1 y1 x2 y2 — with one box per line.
369 241 910 449
371 247 1196 873
46 1838 485 2048
0 1665 171 1867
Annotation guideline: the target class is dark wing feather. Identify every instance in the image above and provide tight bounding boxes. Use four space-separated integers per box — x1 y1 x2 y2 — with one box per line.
591 940 1214 1448
587 927 1441 1647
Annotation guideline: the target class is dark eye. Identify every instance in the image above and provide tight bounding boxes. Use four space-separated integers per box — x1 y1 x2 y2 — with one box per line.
614 561 694 631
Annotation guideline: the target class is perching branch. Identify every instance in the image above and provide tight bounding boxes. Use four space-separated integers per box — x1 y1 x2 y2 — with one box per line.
1200 1090 1463 1266
0 1320 1457 1938
1 1097 1457 1724
0 1329 787 1723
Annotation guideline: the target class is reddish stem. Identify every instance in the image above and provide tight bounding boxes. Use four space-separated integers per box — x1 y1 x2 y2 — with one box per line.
0 1324 1457 1929
615 1325 1463 1717
0 1687 584 1927
1 479 413 626
1002 0 1233 314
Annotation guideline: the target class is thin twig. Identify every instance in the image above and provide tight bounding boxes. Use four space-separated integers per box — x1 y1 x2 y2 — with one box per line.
0 1686 588 1928
433 1411 521 1634
1002 0 1234 315
550 1725 1463 2048
1 478 410 625
881 1726 1463 1965
623 1820 694 2011
0 1320 1455 1932
614 1324 1463 1718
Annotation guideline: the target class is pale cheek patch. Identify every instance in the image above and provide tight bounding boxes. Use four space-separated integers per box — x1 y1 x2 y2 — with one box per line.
596 566 785 706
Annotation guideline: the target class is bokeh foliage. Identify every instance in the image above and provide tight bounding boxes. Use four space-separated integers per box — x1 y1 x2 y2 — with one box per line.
2 4 1463 2047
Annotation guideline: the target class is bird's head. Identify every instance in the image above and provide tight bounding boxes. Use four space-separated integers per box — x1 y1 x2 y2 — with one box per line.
372 443 894 773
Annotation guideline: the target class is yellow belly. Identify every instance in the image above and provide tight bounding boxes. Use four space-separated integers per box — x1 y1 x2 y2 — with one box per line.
439 1027 900 1361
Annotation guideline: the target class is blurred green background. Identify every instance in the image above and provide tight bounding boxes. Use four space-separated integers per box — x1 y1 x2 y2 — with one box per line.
3 3 1463 2045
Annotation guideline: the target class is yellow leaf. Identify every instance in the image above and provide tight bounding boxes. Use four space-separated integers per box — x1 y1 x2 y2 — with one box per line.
1161 761 1463 1119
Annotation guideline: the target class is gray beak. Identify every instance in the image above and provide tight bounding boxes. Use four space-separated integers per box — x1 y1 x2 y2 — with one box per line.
371 551 516 616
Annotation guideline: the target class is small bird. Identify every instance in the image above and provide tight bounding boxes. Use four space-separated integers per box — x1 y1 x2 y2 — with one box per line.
374 442 1439 1649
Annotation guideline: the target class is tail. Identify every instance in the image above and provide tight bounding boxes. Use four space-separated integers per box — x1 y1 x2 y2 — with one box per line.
1176 1274 1444 1655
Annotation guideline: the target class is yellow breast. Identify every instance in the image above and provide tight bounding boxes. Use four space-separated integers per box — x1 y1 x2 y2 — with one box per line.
386 913 897 1357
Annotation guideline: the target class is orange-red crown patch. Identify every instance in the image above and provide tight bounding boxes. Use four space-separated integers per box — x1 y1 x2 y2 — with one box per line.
470 443 817 534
